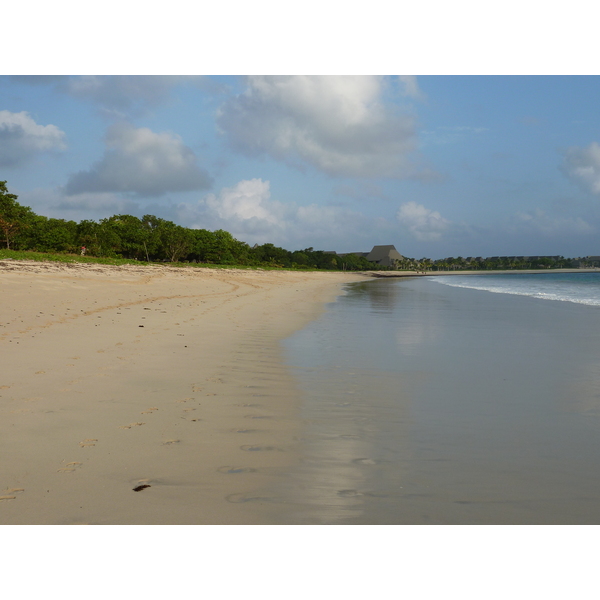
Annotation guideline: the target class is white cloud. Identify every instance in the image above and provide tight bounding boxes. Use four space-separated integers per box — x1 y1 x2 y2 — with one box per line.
510 208 594 235
562 142 600 195
398 76 424 100
64 123 212 197
217 75 435 179
205 178 279 223
0 110 66 167
187 178 292 243
177 178 394 249
202 178 286 237
397 201 451 241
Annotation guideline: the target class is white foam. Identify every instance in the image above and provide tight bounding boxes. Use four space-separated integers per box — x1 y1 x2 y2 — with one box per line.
431 274 600 307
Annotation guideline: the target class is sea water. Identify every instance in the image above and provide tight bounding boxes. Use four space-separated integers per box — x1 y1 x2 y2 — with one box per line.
433 271 600 306
273 272 600 524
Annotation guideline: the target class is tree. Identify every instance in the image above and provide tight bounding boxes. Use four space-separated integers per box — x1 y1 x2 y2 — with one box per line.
158 221 194 262
420 258 433 271
252 243 291 267
0 181 36 250
98 215 150 259
291 251 309 267
189 228 215 263
27 216 78 252
76 220 102 256
211 229 242 264
141 215 168 260
95 217 125 258
340 253 367 271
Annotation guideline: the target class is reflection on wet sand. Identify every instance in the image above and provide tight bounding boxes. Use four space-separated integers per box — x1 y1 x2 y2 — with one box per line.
265 368 413 524
274 277 600 524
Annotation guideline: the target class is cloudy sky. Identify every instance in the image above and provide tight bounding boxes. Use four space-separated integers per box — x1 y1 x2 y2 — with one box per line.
3 74 600 259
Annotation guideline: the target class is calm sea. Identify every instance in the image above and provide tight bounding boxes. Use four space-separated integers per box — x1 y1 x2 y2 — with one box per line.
271 272 600 524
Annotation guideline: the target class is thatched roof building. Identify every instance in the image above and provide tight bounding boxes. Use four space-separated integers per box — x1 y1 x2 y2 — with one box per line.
366 245 404 268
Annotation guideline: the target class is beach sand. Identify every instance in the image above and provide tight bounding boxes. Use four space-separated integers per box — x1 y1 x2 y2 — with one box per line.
0 260 365 524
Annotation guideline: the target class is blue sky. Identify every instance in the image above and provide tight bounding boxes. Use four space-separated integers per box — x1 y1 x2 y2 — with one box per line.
3 74 600 260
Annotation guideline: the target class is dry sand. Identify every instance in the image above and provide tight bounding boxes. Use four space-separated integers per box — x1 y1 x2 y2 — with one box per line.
0 260 366 524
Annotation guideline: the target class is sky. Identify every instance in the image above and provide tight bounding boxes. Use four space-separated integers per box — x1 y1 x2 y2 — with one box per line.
3 1 600 262
3 74 600 260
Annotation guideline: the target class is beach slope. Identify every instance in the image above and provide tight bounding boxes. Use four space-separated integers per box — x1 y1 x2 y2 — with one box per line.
0 261 365 524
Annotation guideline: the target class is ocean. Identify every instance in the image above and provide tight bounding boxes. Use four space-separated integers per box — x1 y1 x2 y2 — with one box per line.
433 271 600 306
270 272 600 524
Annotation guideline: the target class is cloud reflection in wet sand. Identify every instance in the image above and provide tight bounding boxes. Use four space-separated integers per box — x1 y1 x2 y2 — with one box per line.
265 368 412 524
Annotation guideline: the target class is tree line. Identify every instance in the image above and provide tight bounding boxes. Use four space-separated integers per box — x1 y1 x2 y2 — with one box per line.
0 181 375 270
414 255 577 271
3 181 581 272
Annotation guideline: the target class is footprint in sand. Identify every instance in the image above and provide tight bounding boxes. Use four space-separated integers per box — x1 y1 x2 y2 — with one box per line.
58 462 83 473
225 493 278 504
141 407 158 414
0 488 24 501
161 439 180 445
176 397 194 403
119 422 145 429
79 439 98 447
217 466 257 474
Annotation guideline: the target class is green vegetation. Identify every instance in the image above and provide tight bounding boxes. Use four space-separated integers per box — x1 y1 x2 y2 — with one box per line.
415 255 577 271
0 181 582 271
0 248 305 270
0 249 142 265
0 181 375 271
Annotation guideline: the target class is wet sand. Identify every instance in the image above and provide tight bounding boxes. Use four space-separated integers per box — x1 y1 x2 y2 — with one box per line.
0 260 365 524
279 276 600 524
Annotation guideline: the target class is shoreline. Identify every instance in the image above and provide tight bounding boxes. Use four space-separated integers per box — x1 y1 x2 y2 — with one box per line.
276 275 600 524
0 261 365 524
362 267 600 278
365 268 600 277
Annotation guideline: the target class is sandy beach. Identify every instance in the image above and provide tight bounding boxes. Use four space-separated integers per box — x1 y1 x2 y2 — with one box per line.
0 260 366 524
